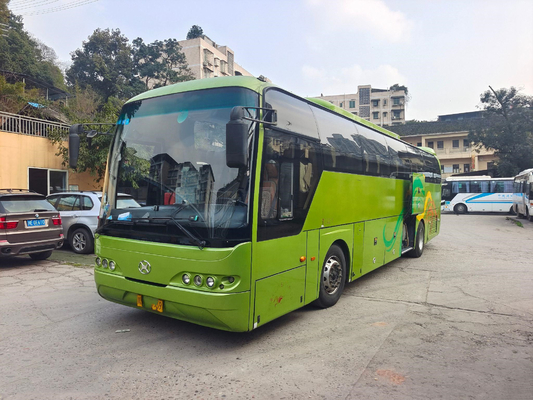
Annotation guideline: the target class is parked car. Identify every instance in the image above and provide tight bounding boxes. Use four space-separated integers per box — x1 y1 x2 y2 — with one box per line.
0 189 64 260
46 191 140 254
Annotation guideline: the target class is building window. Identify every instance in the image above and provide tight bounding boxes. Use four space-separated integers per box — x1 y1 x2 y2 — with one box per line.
453 164 460 173
383 99 387 106
393 97 401 106
453 140 459 148
463 139 469 148
340 102 344 108
349 100 355 108
371 100 379 107
383 112 387 117
28 168 67 196
464 163 470 173
372 112 379 119
437 141 444 149
417 142 422 147
392 110 401 119
427 141 434 149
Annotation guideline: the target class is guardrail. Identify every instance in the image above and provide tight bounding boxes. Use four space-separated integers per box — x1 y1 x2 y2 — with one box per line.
0 111 69 138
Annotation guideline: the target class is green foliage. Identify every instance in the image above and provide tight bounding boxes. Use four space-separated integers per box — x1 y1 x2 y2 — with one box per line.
48 86 123 182
468 87 533 176
0 75 40 113
132 38 194 89
67 29 194 102
389 83 408 96
186 25 204 40
0 8 65 88
66 28 138 102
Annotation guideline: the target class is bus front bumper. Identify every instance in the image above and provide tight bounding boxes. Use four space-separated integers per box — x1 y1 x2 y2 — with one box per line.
95 269 251 332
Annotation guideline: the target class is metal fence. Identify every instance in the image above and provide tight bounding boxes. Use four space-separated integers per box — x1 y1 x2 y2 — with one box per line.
0 111 69 138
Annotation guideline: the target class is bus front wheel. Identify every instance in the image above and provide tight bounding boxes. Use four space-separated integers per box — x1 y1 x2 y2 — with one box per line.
408 222 425 258
454 204 467 214
314 245 346 309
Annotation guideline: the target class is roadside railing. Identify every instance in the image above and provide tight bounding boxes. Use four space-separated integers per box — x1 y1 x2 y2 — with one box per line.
0 111 69 138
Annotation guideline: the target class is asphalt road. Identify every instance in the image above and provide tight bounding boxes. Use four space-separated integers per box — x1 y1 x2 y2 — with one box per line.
0 214 532 400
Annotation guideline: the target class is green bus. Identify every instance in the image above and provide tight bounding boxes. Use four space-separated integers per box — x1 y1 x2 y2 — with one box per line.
69 76 441 332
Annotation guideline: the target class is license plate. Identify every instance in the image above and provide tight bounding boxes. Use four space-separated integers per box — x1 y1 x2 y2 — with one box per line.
152 299 164 313
26 219 45 228
136 295 163 313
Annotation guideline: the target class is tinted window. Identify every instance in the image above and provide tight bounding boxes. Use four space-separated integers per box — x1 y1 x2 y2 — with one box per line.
258 129 320 241
264 89 319 139
56 195 81 211
0 196 56 213
81 196 94 210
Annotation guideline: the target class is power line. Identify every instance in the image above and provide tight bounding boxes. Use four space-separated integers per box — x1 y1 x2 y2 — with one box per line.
11 1 60 11
18 0 99 16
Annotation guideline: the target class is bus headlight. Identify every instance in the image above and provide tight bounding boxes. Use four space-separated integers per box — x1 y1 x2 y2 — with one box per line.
194 275 202 286
102 259 108 269
95 257 101 266
206 277 215 288
182 274 190 285
109 261 116 271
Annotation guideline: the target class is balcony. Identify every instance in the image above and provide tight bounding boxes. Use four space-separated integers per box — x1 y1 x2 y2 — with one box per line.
0 111 68 137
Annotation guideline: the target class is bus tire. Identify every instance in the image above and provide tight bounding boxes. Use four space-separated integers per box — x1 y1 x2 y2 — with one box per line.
509 206 515 215
314 244 346 309
454 204 467 214
408 222 425 258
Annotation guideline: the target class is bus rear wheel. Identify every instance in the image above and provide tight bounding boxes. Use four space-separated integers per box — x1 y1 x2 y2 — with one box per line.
454 204 467 214
314 245 346 309
408 222 425 258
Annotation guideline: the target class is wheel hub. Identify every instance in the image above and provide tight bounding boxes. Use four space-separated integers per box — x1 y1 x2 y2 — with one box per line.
323 256 343 295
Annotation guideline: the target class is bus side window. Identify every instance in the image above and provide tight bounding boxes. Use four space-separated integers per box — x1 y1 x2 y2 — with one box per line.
279 163 294 219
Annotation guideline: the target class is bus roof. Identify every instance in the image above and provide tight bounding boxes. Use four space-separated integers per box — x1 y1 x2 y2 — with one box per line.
126 76 275 104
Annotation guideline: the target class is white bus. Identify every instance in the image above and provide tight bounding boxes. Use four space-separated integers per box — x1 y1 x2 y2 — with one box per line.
513 168 533 221
441 176 515 214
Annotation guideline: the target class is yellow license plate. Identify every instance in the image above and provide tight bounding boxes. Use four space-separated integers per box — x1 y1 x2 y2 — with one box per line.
151 299 164 313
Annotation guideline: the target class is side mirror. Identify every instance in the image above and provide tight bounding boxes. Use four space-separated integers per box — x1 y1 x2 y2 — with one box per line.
69 124 82 169
226 107 249 169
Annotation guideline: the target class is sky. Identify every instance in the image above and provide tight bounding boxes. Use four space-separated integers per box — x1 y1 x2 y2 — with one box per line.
11 0 533 121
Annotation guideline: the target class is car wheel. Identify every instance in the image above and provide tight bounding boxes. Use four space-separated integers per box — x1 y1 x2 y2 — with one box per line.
313 244 346 309
29 250 53 260
70 227 94 254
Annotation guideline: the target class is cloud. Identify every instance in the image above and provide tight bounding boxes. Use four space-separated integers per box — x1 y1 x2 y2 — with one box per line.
302 64 407 95
306 0 413 43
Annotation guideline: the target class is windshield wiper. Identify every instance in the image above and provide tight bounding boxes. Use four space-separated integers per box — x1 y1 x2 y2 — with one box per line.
168 212 206 250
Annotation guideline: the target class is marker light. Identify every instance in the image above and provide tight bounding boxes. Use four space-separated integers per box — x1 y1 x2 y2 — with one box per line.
182 274 190 285
109 261 116 271
102 259 108 268
194 275 202 286
206 277 215 288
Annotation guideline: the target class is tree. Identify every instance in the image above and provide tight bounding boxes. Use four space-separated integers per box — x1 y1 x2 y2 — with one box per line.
468 86 533 176
186 25 203 40
133 38 194 89
66 28 139 101
0 7 65 89
389 83 408 96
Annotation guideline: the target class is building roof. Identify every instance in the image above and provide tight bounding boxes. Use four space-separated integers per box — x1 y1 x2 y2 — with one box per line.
0 69 69 100
387 116 497 137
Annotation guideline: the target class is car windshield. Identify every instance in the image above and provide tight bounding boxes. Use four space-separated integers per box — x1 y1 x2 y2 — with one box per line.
100 86 258 248
0 196 56 213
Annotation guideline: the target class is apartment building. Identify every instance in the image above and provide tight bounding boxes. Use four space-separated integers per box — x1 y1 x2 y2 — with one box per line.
317 85 407 126
388 112 498 179
178 36 253 80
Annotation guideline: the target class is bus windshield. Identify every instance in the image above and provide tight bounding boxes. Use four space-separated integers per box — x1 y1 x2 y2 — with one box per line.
99 87 258 248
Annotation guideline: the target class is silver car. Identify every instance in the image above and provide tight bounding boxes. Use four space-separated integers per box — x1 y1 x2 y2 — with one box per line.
46 191 140 254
